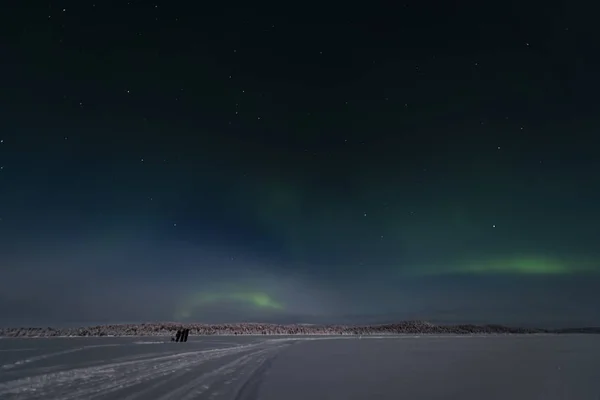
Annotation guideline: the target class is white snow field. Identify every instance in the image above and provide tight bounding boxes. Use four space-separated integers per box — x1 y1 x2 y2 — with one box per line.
0 334 599 399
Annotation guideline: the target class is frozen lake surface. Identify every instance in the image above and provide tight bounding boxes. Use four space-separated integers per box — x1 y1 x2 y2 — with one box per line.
0 334 599 399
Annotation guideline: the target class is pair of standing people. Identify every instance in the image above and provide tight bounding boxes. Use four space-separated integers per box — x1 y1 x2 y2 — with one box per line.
173 328 190 342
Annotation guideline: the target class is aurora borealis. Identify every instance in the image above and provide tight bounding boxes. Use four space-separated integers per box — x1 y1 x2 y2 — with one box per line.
0 1 599 328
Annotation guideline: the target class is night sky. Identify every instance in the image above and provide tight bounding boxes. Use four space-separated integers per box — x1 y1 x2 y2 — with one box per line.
1 1 599 328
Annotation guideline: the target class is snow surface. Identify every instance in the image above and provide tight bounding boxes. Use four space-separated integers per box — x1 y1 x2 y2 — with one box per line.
0 335 598 399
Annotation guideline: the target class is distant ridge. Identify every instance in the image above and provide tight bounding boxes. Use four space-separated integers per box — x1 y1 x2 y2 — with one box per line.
1 321 599 337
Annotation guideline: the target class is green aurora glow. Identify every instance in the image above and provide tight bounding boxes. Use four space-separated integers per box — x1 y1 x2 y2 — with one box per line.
176 290 284 319
417 255 599 276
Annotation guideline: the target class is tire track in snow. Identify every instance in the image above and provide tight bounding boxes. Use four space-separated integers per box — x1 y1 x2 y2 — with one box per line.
0 342 270 399
2 350 177 382
232 348 281 400
0 344 123 370
157 344 288 400
97 346 274 400
0 348 37 352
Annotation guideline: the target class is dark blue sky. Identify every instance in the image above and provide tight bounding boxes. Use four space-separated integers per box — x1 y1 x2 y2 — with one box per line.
1 1 599 327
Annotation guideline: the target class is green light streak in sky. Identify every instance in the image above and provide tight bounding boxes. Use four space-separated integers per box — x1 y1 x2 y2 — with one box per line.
193 292 284 309
460 256 568 275
175 290 284 319
416 255 599 276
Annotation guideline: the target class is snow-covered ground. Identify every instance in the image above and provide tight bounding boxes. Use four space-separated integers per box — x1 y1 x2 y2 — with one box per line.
0 335 599 399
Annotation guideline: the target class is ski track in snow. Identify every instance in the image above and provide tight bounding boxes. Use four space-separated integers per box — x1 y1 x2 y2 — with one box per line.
1 344 123 370
0 349 37 353
0 339 293 400
132 341 167 345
